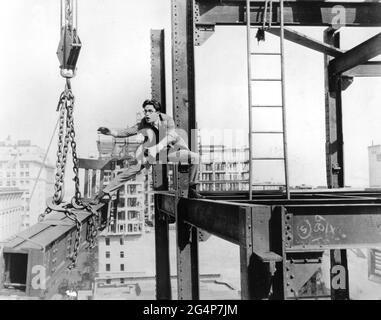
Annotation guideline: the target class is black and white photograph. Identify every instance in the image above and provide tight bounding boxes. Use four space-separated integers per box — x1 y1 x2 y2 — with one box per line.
1 0 381 307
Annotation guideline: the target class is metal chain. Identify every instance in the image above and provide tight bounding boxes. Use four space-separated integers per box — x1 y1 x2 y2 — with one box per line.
39 80 100 267
64 209 82 269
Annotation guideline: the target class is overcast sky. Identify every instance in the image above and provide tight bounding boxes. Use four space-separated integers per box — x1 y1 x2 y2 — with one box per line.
1 0 380 189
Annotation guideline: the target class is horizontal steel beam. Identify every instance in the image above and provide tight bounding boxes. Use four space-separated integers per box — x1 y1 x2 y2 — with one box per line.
267 27 344 57
78 158 115 170
343 61 381 77
1 203 106 297
285 204 381 250
197 1 381 27
157 194 255 244
329 32 381 75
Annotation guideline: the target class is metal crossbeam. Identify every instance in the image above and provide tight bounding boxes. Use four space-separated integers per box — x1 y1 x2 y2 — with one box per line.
329 33 381 75
196 1 381 27
0 205 105 297
343 61 381 77
267 27 344 57
284 204 381 250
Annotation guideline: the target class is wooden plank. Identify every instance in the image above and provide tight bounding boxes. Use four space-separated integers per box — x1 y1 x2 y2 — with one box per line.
267 27 344 57
343 61 381 77
329 33 381 75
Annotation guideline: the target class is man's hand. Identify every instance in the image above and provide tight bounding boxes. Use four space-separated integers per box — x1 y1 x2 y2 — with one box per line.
146 146 158 159
97 127 111 135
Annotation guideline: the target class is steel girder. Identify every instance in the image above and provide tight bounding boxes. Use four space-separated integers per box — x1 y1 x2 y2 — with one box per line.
196 0 381 27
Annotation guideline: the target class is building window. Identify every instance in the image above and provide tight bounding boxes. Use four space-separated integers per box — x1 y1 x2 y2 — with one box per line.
106 279 111 284
120 264 124 271
20 172 24 177
120 278 125 284
128 211 139 220
377 154 381 162
105 238 110 246
117 211 126 220
120 251 124 258
25 172 29 177
120 237 124 245
127 198 138 207
118 197 126 207
106 264 110 271
105 251 110 258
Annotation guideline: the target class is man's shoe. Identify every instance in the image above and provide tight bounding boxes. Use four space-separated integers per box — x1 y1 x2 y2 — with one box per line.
188 188 205 199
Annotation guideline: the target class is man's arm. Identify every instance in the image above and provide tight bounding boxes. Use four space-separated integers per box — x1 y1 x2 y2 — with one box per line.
98 123 140 138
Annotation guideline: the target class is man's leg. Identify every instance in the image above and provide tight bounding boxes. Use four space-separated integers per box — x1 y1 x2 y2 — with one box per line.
92 162 145 204
168 149 204 198
103 162 145 194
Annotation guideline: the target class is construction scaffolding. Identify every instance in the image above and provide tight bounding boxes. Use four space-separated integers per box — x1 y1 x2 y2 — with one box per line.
1 0 381 300
152 0 381 300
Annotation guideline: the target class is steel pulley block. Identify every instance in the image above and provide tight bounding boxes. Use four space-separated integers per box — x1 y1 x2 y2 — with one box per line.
56 27 81 78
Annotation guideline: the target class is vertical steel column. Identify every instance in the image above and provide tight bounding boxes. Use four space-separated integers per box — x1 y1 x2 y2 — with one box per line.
172 0 199 300
324 28 349 300
151 29 172 300
239 207 254 299
324 29 344 188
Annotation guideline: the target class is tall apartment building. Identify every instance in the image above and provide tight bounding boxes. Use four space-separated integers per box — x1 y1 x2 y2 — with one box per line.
0 188 24 242
199 144 250 192
95 117 155 286
368 144 381 187
0 137 54 229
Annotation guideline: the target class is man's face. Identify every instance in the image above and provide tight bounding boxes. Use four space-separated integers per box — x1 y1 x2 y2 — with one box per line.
143 105 159 124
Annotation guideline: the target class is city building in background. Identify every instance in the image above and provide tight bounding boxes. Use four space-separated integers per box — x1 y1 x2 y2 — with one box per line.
0 137 54 229
95 113 155 287
0 188 24 242
369 144 381 188
198 144 250 192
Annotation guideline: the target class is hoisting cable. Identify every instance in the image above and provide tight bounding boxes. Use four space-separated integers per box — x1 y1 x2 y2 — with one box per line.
38 0 99 269
29 115 61 205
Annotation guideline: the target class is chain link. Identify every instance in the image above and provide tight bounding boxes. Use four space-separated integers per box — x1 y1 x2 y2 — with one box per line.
39 80 100 269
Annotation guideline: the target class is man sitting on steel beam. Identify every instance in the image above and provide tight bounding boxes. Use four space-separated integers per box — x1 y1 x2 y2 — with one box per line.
92 99 203 203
